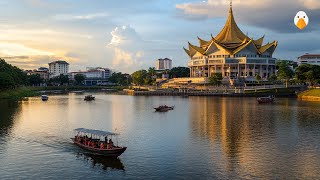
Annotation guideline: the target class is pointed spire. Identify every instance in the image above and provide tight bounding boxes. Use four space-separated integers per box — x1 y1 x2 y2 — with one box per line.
215 1 249 45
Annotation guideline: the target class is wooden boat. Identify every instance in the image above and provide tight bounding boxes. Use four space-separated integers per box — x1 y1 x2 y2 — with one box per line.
154 105 174 112
257 95 275 104
71 128 127 157
84 95 95 101
41 95 48 101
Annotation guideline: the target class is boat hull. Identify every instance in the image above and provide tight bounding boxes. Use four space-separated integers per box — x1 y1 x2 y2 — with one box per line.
71 138 126 157
154 106 174 112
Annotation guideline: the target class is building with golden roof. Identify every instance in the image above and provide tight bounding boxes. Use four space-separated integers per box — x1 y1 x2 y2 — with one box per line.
184 4 278 82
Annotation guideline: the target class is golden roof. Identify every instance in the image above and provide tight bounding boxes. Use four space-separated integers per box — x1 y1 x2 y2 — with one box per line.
215 7 249 46
183 6 278 58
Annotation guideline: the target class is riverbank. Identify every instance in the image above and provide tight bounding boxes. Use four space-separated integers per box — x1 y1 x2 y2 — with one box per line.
298 89 320 101
0 87 39 100
0 86 127 100
125 87 298 97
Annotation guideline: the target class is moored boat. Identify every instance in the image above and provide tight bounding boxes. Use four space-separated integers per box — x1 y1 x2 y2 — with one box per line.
257 95 275 104
41 95 48 101
84 95 95 101
154 105 174 112
71 128 127 157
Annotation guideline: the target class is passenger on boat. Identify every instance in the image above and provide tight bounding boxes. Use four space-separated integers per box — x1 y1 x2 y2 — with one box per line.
100 142 105 149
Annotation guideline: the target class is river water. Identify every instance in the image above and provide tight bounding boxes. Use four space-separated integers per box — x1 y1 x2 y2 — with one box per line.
0 93 320 179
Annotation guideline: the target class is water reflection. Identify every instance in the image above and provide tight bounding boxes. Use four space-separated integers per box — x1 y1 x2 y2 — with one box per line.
0 100 20 137
76 153 125 171
189 97 320 178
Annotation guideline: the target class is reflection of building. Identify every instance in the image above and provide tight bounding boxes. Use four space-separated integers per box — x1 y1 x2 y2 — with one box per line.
69 67 112 86
184 4 277 81
48 60 69 78
297 54 320 66
25 67 49 80
156 58 172 70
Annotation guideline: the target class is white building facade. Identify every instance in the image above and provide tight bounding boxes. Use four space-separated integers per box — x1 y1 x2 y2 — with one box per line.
69 67 112 86
48 60 69 78
297 54 320 66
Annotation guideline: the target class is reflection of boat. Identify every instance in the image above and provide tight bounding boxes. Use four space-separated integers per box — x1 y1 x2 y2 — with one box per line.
84 95 95 101
41 95 48 101
257 95 275 104
71 128 127 157
78 153 125 170
154 105 174 112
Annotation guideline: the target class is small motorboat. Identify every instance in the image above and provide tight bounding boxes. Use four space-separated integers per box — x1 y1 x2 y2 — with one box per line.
71 128 127 157
41 95 48 101
257 95 275 104
84 95 95 101
154 105 174 112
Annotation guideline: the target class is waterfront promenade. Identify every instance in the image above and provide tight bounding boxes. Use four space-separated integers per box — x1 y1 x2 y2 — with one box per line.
125 85 306 97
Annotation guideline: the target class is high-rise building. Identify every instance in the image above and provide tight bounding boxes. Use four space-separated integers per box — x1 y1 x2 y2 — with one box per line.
48 60 69 78
184 4 278 81
155 58 172 70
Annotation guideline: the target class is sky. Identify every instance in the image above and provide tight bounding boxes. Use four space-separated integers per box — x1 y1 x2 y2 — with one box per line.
1 0 320 73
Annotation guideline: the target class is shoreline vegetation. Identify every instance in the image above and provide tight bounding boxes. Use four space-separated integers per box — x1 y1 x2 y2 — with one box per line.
0 86 127 100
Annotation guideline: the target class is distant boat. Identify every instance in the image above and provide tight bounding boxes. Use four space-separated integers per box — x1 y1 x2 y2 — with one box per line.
257 95 275 104
84 95 95 101
154 105 174 112
71 128 127 157
72 90 84 93
41 95 48 101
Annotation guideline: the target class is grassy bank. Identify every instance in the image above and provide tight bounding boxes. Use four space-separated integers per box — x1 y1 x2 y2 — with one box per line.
244 88 296 97
0 87 39 100
298 89 320 98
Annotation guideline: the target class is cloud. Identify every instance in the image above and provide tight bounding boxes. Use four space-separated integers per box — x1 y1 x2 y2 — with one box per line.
108 25 141 46
176 0 320 33
53 13 109 21
0 43 54 57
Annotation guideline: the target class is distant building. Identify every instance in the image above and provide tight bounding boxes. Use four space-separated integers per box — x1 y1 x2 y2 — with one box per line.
156 58 172 70
49 60 69 78
297 54 320 66
69 67 112 86
25 67 49 80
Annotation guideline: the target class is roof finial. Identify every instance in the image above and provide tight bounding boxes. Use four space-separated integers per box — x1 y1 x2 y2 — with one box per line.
230 0 232 8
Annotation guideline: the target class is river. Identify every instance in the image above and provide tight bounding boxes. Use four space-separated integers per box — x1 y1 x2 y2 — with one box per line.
0 93 320 179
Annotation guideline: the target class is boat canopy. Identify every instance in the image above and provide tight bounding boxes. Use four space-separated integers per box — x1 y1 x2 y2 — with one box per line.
74 128 119 136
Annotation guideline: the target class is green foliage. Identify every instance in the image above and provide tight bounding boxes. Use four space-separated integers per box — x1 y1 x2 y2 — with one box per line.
109 72 131 85
0 59 28 89
74 74 85 85
268 74 277 82
209 73 222 85
132 70 148 85
0 72 15 90
48 74 69 85
255 74 262 82
28 74 43 86
277 61 294 80
169 67 190 78
295 64 320 85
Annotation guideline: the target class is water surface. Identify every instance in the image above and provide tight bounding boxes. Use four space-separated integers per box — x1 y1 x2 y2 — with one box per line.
0 93 320 179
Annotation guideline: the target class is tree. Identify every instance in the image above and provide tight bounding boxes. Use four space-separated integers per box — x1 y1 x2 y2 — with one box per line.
268 74 277 82
148 67 156 77
0 59 28 89
58 74 69 85
74 74 85 85
132 70 148 85
255 74 262 83
169 67 190 78
0 72 15 90
209 73 222 86
296 64 320 85
109 72 131 85
28 74 43 86
277 61 294 87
